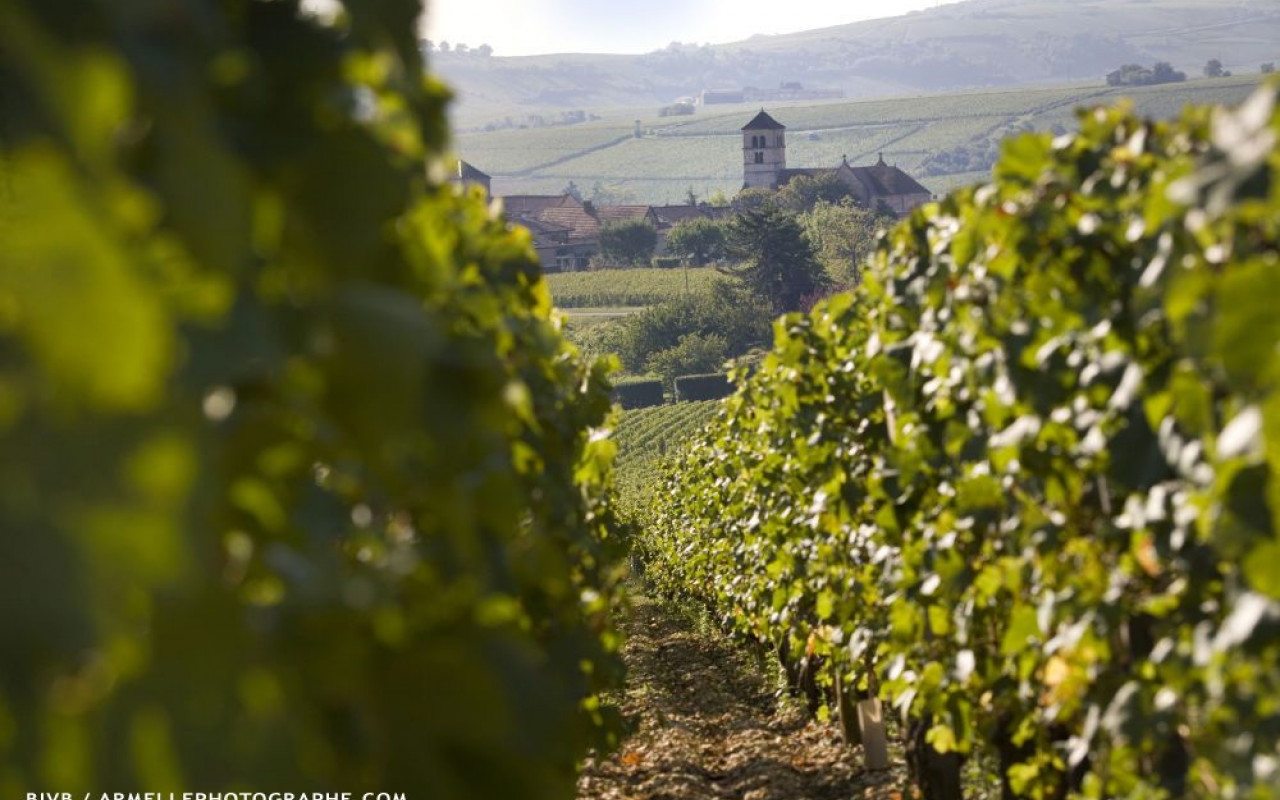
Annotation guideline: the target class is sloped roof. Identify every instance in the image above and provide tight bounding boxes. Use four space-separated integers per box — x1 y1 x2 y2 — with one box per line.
457 160 489 181
742 110 785 131
595 205 656 225
653 204 732 226
847 163 930 197
517 216 571 234
499 194 582 216
514 216 573 246
539 206 600 242
653 205 709 225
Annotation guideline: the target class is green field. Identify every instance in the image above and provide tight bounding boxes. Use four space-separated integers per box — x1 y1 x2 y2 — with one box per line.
546 266 724 308
459 75 1263 203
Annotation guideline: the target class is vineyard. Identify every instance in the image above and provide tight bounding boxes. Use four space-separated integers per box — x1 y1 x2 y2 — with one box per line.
5 0 1280 796
614 400 720 467
640 83 1280 800
546 266 724 307
612 400 720 505
458 75 1263 204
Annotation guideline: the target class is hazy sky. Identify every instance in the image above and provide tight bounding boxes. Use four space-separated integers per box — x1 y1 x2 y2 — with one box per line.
422 0 948 56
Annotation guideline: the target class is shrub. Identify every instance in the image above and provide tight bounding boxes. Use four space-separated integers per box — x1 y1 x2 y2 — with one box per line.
617 281 772 373
612 378 665 409
645 332 728 390
599 219 658 266
674 373 733 402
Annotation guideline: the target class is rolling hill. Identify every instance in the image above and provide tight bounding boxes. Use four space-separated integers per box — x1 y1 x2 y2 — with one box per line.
435 0 1279 128
455 73 1264 205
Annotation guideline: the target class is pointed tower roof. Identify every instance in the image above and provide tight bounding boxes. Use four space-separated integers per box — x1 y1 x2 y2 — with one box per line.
742 110 785 131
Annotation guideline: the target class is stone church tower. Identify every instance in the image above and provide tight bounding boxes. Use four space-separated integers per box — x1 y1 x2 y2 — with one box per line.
742 110 786 189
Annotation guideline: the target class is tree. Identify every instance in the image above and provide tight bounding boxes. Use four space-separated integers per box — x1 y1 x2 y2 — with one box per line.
561 180 584 201
774 171 858 213
1107 63 1147 86
477 43 494 57
1106 62 1185 87
801 199 893 286
686 187 699 206
598 220 658 266
722 205 830 313
1205 58 1225 78
438 40 450 52
665 217 728 266
645 332 729 391
1151 61 1186 83
731 187 776 214
454 43 469 55
617 281 772 372
1263 62 1275 74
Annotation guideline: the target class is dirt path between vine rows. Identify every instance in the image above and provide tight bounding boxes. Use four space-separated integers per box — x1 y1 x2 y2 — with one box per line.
577 592 912 800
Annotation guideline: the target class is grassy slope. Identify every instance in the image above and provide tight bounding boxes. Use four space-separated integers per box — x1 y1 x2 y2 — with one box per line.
460 74 1263 204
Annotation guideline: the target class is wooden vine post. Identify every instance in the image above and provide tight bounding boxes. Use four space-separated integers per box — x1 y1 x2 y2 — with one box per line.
836 664 889 770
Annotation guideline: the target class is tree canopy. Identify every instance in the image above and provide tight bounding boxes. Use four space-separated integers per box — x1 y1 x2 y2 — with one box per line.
664 217 728 266
722 204 830 313
599 219 658 266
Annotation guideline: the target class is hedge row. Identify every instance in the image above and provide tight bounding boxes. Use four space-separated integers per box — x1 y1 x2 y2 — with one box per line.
674 373 733 402
613 378 665 409
642 85 1280 800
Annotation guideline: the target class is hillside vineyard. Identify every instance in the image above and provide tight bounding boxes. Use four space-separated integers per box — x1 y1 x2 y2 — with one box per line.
3 0 1280 799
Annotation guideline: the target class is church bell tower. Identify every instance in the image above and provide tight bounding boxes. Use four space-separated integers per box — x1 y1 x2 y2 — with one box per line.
742 109 786 190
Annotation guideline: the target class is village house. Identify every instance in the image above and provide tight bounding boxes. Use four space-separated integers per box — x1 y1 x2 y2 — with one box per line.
491 192 731 271
741 110 932 215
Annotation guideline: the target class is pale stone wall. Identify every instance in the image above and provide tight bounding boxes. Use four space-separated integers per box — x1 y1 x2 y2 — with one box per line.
743 129 786 189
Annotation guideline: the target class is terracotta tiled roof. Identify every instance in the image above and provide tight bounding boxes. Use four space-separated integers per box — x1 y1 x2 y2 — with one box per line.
538 206 600 242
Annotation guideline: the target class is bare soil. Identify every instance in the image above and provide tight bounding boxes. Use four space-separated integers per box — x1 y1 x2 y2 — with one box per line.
578 592 912 800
